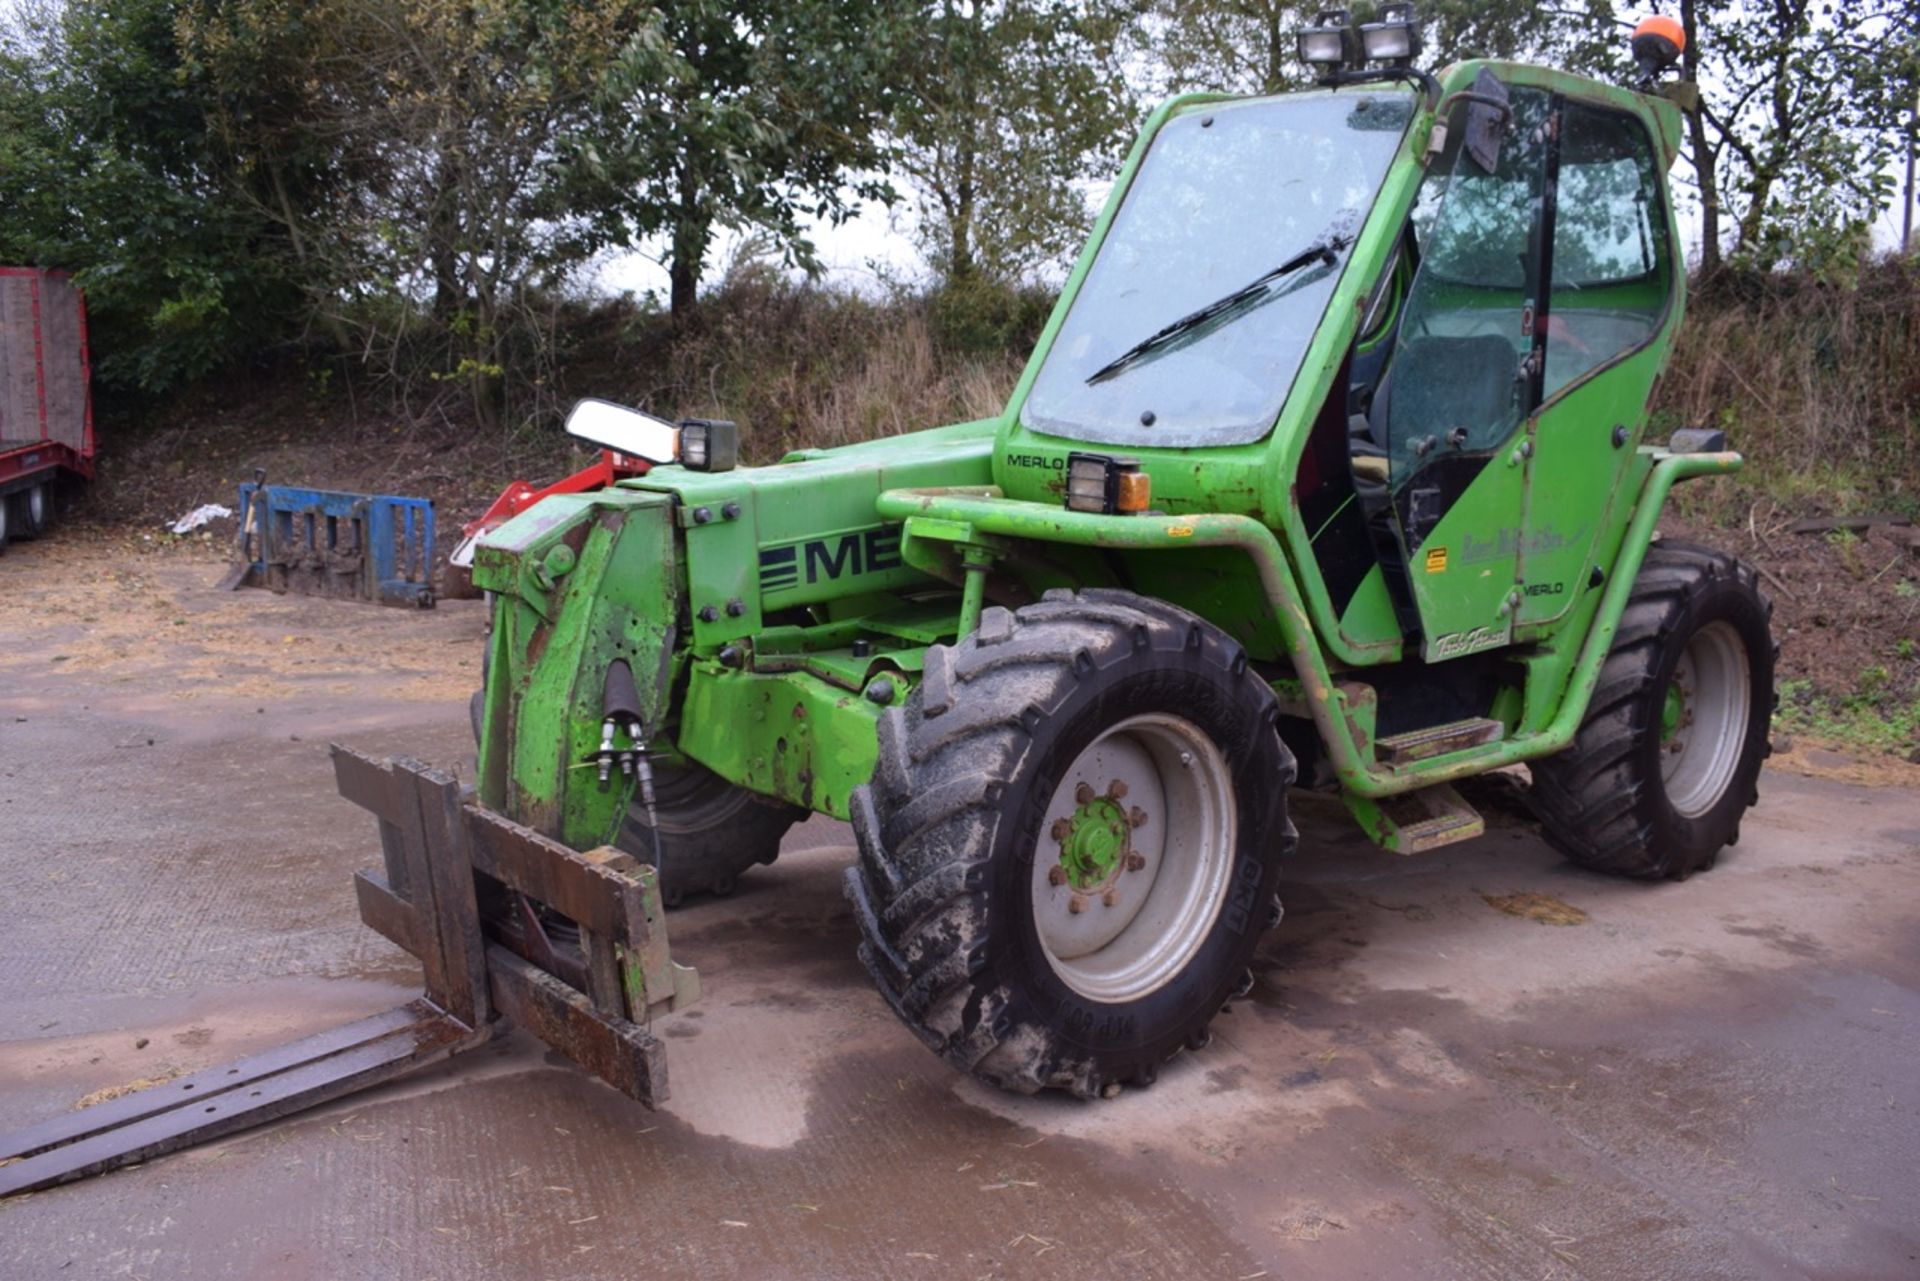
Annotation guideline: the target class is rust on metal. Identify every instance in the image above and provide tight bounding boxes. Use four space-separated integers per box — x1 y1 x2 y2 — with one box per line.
0 749 695 1198
0 1000 484 1197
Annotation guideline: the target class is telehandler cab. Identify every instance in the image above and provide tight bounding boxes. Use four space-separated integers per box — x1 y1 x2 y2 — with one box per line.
464 13 1773 1100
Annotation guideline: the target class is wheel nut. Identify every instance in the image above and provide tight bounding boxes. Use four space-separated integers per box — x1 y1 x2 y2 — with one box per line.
1074 782 1094 805
1107 779 1128 800
1101 888 1119 908
1051 818 1072 842
1125 852 1147 872
1129 806 1148 829
1068 895 1088 915
1047 864 1067 888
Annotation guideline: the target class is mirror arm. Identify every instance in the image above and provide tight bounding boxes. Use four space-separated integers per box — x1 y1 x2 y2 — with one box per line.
1434 90 1510 122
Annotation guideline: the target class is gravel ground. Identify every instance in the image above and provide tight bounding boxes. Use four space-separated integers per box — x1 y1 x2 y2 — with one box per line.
2 536 1916 1280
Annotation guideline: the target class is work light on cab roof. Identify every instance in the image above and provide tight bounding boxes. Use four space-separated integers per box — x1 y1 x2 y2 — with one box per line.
1298 4 1424 77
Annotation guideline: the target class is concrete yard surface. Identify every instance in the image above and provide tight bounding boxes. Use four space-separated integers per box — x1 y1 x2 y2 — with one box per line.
1 539 1917 1279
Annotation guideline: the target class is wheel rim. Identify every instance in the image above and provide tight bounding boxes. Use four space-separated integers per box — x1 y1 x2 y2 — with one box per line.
1659 620 1751 818
1030 713 1236 1003
27 486 44 528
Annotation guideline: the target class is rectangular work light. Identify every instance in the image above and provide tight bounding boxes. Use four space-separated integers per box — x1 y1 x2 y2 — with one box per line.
1359 3 1422 64
678 418 738 472
1297 9 1358 69
1065 452 1151 515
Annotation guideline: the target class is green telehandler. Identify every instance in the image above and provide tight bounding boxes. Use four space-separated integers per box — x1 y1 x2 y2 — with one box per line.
0 9 1789 1199
468 15 1774 1099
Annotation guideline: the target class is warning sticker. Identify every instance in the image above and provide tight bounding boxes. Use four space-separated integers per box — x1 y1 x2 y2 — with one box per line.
1425 546 1448 574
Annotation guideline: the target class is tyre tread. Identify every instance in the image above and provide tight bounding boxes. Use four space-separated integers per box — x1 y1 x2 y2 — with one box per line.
846 590 1292 1098
1529 541 1772 880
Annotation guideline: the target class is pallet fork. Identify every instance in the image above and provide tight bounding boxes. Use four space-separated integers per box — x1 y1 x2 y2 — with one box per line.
0 750 694 1198
222 475 437 608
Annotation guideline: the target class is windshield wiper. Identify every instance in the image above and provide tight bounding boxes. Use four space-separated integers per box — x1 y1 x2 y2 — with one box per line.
1084 232 1351 386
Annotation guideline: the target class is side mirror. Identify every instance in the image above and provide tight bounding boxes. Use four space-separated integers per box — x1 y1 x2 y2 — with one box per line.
565 399 679 464
1462 68 1510 173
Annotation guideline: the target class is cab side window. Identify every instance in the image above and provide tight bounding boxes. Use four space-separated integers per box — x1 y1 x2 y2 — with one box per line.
1544 104 1672 398
1380 85 1554 484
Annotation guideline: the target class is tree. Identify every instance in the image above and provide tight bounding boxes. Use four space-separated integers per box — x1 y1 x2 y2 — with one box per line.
179 0 679 425
581 0 914 318
893 0 1140 286
1712 1 1902 274
0 0 304 392
1562 1 1904 277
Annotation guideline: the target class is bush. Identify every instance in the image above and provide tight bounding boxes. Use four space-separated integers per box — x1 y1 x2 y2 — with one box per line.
555 277 1029 462
1658 258 1920 510
926 276 1056 356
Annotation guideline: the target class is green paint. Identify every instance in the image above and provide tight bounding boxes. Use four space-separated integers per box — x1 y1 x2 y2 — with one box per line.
1661 680 1684 743
676 656 892 819
1058 792 1131 890
471 57 1737 866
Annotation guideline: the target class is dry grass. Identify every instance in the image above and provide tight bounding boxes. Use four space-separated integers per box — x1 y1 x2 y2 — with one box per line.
603 261 1920 486
73 1072 180 1111
1658 259 1920 522
1482 891 1589 926
557 274 1030 464
104 260 1919 521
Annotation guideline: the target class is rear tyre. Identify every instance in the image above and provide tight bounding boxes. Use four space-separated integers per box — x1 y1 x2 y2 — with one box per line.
9 484 49 539
845 590 1295 1098
617 763 803 907
1529 540 1775 880
21 484 49 537
0 493 10 552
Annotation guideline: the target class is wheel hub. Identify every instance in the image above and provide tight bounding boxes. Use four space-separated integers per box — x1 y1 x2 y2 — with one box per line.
1659 680 1687 744
1659 620 1752 818
1052 782 1143 893
1030 714 1236 1003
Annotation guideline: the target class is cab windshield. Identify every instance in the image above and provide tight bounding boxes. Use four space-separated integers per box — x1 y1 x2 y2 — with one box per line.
1021 90 1415 448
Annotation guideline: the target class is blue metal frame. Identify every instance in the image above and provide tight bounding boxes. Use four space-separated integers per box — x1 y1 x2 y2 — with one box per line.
236 483 436 608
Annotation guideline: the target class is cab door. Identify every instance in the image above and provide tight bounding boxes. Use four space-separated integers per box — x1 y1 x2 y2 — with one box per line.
1518 99 1678 626
1361 83 1555 660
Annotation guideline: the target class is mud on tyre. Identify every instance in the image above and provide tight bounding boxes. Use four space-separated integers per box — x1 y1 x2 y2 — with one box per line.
845 589 1295 1098
1529 539 1775 880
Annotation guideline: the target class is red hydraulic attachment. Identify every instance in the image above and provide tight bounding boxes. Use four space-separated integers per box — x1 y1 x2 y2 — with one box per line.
444 450 649 595
457 452 647 551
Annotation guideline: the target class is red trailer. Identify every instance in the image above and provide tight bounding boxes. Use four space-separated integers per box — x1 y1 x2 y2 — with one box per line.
0 268 95 549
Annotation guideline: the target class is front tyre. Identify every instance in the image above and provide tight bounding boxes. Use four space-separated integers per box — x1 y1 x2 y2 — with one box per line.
845 590 1295 1098
1529 540 1775 879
